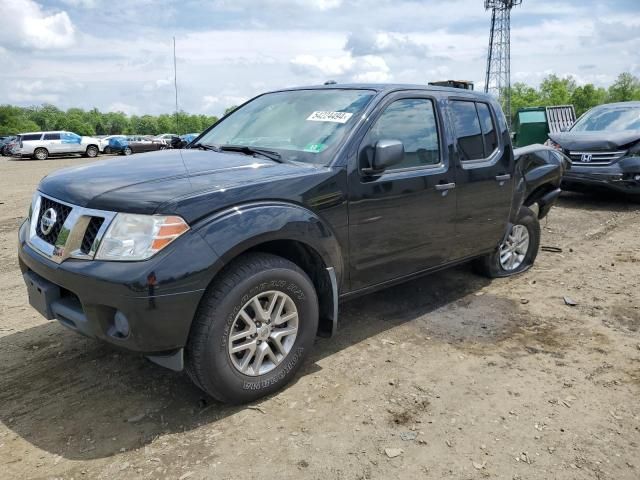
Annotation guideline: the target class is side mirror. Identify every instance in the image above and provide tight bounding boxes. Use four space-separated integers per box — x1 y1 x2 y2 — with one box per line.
363 139 404 175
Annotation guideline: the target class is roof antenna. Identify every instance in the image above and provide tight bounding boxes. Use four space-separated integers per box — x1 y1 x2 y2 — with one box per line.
173 36 179 134
324 80 337 85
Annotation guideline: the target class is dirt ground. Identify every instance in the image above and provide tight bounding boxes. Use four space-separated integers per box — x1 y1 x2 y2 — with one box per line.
0 155 639 480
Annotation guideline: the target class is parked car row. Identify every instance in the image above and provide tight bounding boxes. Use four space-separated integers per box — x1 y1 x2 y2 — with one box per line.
2 131 201 160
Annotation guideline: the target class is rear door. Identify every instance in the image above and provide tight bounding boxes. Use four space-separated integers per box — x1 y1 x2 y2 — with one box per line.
448 98 514 259
42 132 62 154
347 92 457 290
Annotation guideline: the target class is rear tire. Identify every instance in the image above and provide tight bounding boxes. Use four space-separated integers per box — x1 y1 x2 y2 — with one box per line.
123 147 132 156
185 253 318 404
103 146 112 154
85 145 98 158
33 148 48 160
474 205 540 278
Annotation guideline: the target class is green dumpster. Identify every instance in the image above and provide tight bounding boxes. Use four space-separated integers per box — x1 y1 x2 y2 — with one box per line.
512 107 548 148
512 105 576 147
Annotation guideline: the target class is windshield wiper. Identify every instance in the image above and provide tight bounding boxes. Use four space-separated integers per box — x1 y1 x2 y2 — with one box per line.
191 142 221 152
218 145 284 163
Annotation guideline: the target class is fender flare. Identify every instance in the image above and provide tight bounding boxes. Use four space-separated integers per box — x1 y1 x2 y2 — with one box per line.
194 201 345 292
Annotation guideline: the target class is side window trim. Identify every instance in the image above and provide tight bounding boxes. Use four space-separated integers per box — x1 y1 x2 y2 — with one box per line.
358 93 446 176
476 101 499 158
448 96 503 169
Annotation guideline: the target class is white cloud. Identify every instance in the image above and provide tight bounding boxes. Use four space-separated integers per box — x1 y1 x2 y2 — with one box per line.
291 54 355 76
60 0 99 7
107 102 140 115
202 95 248 111
346 31 437 59
0 0 75 49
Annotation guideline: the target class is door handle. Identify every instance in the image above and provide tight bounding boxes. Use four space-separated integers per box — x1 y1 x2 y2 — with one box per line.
495 174 511 182
435 182 456 191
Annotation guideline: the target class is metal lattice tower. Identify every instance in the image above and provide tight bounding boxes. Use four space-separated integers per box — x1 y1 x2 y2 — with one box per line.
484 0 522 125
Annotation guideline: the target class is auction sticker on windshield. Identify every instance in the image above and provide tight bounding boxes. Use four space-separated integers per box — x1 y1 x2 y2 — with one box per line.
306 111 353 123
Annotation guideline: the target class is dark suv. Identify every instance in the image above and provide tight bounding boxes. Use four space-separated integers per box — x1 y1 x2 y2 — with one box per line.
18 84 566 403
548 101 640 200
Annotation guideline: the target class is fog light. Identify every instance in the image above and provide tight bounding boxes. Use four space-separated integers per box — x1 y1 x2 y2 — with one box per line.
634 174 640 181
113 311 130 338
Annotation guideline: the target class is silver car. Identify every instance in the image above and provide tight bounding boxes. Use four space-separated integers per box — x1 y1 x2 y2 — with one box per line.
12 131 101 160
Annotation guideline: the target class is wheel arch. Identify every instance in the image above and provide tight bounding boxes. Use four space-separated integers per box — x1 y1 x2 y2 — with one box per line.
194 202 345 336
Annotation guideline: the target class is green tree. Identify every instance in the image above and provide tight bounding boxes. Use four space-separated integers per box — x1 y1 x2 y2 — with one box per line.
570 84 607 116
27 104 63 131
104 111 130 135
539 74 577 106
607 72 640 102
0 105 41 134
157 114 175 133
509 82 543 118
224 105 238 116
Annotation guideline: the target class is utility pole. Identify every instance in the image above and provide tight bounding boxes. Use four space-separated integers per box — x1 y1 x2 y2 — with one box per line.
173 36 179 134
484 0 522 126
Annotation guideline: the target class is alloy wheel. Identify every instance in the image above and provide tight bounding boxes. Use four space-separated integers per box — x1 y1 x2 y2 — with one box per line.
499 224 530 271
228 290 299 376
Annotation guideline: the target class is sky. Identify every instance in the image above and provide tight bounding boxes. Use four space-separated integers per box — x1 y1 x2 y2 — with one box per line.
0 0 638 116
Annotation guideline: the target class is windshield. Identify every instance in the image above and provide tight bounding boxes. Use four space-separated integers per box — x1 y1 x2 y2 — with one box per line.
195 89 375 163
571 105 640 132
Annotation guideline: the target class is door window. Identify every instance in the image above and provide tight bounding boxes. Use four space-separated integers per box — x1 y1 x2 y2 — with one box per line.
365 98 441 170
450 100 484 161
21 134 42 141
451 100 500 161
43 133 61 140
476 103 498 155
61 132 81 144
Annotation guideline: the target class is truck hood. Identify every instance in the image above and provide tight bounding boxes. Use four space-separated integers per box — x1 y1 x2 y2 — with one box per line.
548 130 640 151
38 149 319 217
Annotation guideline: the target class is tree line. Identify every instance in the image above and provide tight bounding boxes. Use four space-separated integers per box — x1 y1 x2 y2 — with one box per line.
1 72 639 136
0 105 223 136
509 72 640 118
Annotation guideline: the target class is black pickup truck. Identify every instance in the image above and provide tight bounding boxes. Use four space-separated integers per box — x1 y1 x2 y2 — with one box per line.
18 84 568 403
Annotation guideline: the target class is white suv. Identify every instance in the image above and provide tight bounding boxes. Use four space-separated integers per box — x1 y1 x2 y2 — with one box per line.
13 131 101 160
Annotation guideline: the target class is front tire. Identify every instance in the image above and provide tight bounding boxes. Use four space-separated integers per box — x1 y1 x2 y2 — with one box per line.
103 146 112 154
185 253 318 403
474 205 540 278
33 148 48 160
85 145 98 158
123 146 132 156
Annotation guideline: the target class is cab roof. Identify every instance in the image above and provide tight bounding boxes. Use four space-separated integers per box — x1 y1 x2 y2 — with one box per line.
276 83 494 100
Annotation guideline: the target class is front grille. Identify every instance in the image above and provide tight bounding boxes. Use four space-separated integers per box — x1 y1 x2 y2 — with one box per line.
80 217 105 254
36 197 72 245
568 150 627 166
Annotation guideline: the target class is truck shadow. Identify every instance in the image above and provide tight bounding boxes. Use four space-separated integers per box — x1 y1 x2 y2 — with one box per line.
0 265 492 461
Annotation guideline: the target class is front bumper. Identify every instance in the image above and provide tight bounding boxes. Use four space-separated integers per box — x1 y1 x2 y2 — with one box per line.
18 219 215 354
562 157 640 195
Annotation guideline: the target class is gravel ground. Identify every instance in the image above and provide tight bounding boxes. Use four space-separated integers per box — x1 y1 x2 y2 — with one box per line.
0 155 639 480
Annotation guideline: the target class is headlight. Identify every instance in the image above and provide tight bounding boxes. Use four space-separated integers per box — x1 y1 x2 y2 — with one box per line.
95 213 189 261
544 139 562 151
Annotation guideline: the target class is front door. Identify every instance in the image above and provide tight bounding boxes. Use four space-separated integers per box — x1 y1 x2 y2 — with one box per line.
448 99 514 258
347 93 457 291
60 132 83 154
